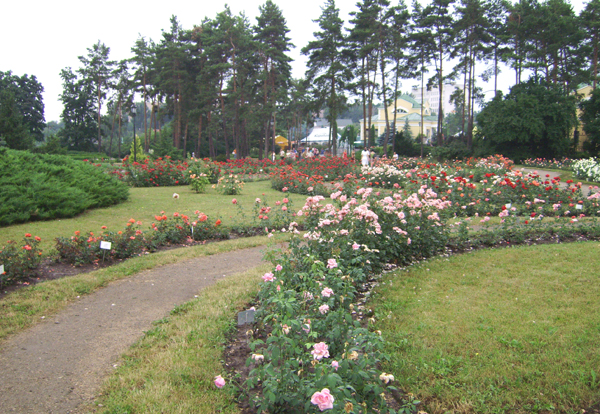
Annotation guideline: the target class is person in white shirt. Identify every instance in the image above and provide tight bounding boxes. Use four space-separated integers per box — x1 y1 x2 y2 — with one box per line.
361 148 370 166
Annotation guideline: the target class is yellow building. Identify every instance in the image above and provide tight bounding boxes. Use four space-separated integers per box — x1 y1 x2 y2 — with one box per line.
359 95 439 144
574 84 593 152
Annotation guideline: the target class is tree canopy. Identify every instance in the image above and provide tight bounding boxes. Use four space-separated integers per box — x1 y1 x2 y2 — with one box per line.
476 79 577 160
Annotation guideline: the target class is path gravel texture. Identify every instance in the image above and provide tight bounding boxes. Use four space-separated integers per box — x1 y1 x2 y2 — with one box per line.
0 245 268 414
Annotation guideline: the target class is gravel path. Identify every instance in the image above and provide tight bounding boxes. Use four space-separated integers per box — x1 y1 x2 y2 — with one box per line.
0 245 268 414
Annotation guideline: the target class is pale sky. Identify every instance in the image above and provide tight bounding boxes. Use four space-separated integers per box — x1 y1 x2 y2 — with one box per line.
0 0 587 122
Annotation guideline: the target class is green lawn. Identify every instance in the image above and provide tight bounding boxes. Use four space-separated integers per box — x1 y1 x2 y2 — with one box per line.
0 181 306 254
373 241 600 414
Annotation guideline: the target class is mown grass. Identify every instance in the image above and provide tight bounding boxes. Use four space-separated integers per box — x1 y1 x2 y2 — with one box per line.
372 241 600 414
85 264 269 414
0 180 305 254
0 234 284 343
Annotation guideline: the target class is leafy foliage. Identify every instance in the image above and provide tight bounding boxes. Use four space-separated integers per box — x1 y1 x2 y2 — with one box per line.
0 89 32 150
476 79 577 160
573 157 600 182
0 70 45 143
0 233 42 286
58 67 98 151
580 87 600 156
0 149 128 226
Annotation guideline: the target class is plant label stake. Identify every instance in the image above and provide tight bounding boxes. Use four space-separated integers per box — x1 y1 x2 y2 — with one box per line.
576 204 583 210
100 241 112 263
505 203 512 209
0 264 4 275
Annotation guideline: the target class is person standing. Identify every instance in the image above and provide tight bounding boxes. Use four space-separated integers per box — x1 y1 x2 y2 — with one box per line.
361 148 370 167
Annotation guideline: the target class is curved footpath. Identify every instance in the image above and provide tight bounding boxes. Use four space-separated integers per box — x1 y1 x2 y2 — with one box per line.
515 167 596 194
0 245 269 414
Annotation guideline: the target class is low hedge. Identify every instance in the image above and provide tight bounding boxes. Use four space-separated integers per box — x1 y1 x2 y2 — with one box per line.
0 149 129 226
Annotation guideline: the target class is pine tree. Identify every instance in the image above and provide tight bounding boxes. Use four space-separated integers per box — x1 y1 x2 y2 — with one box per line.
420 0 456 145
254 0 293 159
154 16 193 150
302 0 352 155
410 0 435 155
453 0 491 148
348 0 380 146
387 0 412 152
581 0 600 89
78 41 115 152
58 67 97 151
131 36 153 149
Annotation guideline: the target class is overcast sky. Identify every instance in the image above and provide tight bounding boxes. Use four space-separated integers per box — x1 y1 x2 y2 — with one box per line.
1 0 587 122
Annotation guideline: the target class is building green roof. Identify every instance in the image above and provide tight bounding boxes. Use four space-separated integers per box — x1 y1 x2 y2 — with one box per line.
398 94 422 108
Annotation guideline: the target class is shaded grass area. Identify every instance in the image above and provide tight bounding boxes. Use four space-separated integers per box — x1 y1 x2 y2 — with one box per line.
372 241 600 414
0 235 281 343
0 181 304 254
85 264 268 414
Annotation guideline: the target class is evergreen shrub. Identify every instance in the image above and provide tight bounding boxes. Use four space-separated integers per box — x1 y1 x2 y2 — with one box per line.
0 149 129 226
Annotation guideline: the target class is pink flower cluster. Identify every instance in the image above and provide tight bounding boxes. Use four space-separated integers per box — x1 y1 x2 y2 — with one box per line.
311 388 334 411
311 342 329 360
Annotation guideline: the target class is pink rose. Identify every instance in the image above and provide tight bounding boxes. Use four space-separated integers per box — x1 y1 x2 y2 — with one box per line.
262 272 276 282
303 321 311 333
311 388 334 411
311 342 330 360
232 198 237 204
326 258 337 269
331 360 339 371
214 375 226 388
352 242 360 250
275 264 283 271
321 287 334 297
319 304 329 314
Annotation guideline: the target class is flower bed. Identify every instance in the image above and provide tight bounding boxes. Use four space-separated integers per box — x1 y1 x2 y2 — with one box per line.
573 157 600 182
0 194 298 286
216 184 452 412
360 156 599 218
109 156 190 187
269 156 358 195
522 157 573 170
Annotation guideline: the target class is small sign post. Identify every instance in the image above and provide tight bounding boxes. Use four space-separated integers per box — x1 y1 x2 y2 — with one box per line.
237 309 255 326
100 241 112 262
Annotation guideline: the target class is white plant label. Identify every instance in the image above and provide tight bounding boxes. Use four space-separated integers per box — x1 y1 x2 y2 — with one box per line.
505 203 512 209
576 204 583 210
0 264 4 274
100 241 112 250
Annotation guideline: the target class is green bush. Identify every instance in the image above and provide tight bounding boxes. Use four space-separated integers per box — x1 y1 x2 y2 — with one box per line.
0 233 43 286
0 149 129 226
430 139 472 161
31 135 68 155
